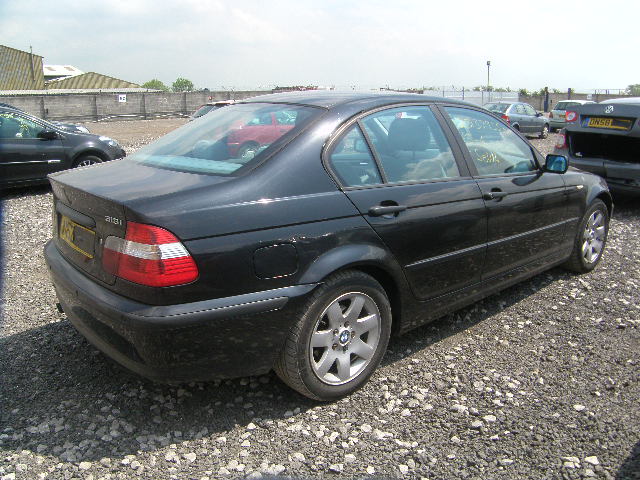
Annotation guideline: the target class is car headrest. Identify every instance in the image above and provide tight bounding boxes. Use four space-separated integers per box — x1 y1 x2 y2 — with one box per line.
388 117 430 151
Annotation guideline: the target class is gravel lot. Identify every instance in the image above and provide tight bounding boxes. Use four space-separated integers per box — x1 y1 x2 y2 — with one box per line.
1 121 639 480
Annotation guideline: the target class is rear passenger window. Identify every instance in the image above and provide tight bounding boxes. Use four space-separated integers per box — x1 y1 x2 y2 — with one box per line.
445 107 537 176
329 125 382 187
361 107 460 183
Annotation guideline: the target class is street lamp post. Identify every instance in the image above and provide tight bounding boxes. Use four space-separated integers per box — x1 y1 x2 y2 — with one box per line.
486 60 491 103
487 60 491 88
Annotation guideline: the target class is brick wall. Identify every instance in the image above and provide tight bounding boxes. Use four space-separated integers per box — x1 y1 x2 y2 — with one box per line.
0 90 270 122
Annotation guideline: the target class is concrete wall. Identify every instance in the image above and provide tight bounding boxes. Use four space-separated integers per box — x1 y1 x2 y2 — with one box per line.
0 90 270 122
520 92 631 111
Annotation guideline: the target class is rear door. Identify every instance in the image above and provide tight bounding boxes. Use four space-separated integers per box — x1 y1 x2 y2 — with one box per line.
326 105 487 300
441 106 568 281
523 103 542 134
513 104 531 133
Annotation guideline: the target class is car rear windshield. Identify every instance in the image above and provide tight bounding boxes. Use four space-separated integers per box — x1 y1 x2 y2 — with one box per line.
130 103 323 176
484 103 509 113
554 101 580 110
192 105 215 118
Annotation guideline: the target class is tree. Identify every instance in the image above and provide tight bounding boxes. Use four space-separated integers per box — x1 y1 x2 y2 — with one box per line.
172 77 194 92
627 84 640 96
141 79 169 91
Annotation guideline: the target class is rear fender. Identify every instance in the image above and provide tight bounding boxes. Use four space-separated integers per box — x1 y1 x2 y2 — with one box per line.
299 243 406 287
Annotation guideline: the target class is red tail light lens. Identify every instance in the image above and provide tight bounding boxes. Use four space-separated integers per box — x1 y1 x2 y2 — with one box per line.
555 132 567 149
103 222 198 287
566 110 578 122
501 114 510 124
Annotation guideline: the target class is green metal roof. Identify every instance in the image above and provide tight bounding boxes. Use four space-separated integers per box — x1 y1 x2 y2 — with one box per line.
0 45 45 90
46 72 140 90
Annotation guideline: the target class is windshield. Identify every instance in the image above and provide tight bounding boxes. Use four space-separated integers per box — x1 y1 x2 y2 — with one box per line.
484 103 509 113
130 103 323 176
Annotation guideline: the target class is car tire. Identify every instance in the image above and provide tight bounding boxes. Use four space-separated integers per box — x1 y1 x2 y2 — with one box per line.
274 270 392 401
237 143 260 162
539 124 549 139
512 124 520 131
73 155 103 168
563 199 609 273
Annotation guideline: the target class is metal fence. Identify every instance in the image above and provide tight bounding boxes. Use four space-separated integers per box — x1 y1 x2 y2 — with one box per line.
425 88 518 106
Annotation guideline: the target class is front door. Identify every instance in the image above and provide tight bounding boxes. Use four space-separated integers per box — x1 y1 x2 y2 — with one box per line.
441 106 568 281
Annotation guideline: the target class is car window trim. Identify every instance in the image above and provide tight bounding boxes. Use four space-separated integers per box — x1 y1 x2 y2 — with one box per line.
356 119 388 183
434 103 544 178
322 102 472 190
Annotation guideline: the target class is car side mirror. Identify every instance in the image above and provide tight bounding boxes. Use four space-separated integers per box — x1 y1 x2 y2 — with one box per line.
38 130 58 140
545 154 568 174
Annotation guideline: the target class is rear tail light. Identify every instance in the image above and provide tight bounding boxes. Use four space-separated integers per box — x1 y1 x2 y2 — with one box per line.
501 114 510 124
566 110 578 122
102 222 198 287
555 132 567 149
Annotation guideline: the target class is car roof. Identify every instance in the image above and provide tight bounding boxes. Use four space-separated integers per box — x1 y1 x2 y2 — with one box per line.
240 91 472 109
600 97 640 105
555 100 593 104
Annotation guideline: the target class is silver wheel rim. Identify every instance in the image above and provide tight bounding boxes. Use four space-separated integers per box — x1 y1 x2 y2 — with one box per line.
78 158 98 167
581 210 606 264
309 292 381 385
239 146 258 162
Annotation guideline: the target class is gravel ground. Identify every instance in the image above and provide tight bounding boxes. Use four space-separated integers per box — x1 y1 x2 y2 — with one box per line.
1 123 639 480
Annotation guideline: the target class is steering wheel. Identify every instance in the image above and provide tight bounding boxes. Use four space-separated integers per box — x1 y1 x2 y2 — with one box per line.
468 145 507 175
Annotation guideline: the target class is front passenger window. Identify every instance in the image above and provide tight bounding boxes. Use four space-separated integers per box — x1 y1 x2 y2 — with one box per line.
445 107 537 176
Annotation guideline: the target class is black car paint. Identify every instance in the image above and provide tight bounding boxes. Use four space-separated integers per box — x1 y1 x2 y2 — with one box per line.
0 106 125 189
45 92 612 382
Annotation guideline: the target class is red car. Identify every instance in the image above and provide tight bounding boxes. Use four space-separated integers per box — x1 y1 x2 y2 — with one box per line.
227 110 296 159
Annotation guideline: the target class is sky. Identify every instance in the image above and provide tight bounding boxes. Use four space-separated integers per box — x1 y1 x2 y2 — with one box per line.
1 0 639 93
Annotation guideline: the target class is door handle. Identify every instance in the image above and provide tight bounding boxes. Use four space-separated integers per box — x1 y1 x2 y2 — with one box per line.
368 205 407 216
483 191 508 200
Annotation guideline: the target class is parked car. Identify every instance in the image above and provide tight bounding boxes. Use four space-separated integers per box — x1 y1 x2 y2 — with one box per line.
483 101 550 138
45 92 611 400
189 100 234 120
549 100 595 132
554 98 640 195
0 106 125 189
226 109 297 159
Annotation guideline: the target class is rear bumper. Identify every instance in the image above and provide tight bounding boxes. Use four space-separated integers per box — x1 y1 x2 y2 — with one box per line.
44 240 318 382
566 156 640 195
549 118 565 128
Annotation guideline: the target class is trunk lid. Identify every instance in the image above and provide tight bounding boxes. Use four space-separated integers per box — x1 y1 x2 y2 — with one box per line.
48 158 232 285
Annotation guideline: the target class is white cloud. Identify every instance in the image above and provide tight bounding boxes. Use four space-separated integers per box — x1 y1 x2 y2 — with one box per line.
1 0 638 91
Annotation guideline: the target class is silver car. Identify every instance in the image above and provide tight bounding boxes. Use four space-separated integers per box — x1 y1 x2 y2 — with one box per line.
549 100 595 131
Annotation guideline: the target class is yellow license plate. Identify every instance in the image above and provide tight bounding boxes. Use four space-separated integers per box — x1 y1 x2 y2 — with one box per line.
588 117 613 128
586 116 633 130
60 215 95 258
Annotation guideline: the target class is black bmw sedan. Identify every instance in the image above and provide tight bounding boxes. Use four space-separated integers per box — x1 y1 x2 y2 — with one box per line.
44 92 611 400
0 106 125 189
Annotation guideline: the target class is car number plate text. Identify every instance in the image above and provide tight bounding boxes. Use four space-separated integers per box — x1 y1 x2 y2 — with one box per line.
60 215 96 258
584 116 633 130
